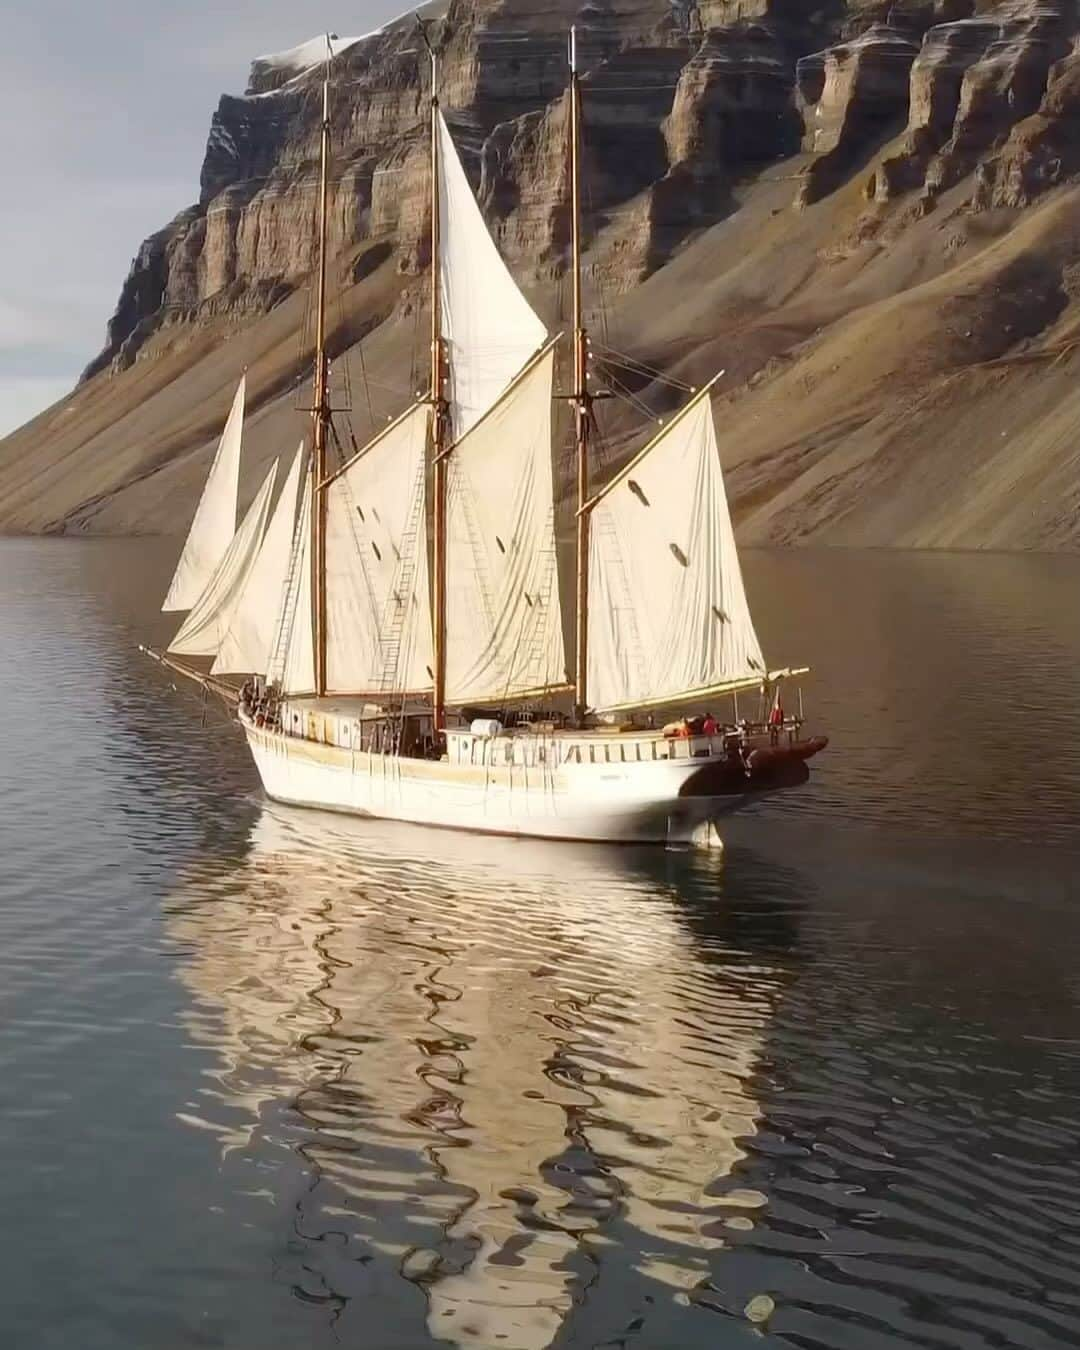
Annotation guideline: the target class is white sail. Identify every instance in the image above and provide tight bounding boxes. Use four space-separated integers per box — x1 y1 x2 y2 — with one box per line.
277 477 316 696
168 459 278 660
437 109 547 438
586 390 765 712
325 404 434 695
445 346 567 706
163 376 246 612
211 444 306 677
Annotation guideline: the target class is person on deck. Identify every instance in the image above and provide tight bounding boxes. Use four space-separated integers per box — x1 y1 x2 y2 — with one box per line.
702 712 717 737
769 695 784 745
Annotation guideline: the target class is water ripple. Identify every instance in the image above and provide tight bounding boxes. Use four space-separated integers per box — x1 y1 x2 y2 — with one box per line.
3 540 1080 1350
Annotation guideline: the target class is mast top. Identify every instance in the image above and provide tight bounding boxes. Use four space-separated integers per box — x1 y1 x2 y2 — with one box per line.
417 18 438 99
569 24 577 74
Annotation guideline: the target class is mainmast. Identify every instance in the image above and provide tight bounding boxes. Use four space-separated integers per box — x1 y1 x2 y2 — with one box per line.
311 37 333 697
426 33 448 737
570 27 590 724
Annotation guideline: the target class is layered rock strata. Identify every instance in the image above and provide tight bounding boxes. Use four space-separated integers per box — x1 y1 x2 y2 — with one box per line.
10 2 1080 549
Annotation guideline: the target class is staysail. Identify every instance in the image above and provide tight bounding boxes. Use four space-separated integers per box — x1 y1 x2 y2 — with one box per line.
436 110 547 437
586 387 765 712
444 344 567 705
325 404 433 695
212 444 306 677
162 376 246 612
168 459 278 660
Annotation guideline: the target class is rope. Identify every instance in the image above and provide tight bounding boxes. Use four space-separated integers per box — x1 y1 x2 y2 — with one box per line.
597 365 660 423
357 341 376 438
591 342 695 392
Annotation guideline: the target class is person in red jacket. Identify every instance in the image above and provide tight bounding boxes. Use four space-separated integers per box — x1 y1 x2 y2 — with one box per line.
768 694 784 744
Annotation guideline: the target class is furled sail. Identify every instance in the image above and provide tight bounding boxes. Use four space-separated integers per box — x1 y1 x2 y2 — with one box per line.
586 388 765 712
436 110 547 438
212 444 306 677
325 404 434 695
274 477 316 696
162 376 246 612
168 459 278 660
445 344 567 705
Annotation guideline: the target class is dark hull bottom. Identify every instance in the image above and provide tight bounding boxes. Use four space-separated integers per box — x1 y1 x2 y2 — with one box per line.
679 737 828 798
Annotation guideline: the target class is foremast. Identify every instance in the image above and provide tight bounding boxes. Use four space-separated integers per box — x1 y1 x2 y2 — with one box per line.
311 38 333 696
426 34 448 738
569 26 591 726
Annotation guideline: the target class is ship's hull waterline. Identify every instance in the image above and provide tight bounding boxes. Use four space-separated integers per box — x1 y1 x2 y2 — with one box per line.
241 715 820 846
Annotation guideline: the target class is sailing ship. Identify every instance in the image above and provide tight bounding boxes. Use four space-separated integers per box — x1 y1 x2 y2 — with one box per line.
145 29 826 845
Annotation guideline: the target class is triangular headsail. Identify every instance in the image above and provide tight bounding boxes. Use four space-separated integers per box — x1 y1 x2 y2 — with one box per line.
168 458 278 660
445 344 567 705
586 387 765 713
212 444 306 677
436 109 547 438
162 376 246 612
325 404 434 695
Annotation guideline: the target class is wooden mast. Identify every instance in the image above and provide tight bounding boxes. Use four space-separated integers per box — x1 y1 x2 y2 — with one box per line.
570 27 590 725
311 37 333 697
427 36 448 738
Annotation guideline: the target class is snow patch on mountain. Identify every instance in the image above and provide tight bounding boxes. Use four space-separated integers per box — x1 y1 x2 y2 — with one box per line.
253 33 366 73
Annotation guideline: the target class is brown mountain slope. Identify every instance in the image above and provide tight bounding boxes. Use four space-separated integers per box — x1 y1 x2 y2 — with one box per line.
4 0 1080 548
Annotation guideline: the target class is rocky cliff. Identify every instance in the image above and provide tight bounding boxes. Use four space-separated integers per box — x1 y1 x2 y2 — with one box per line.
6 0 1080 549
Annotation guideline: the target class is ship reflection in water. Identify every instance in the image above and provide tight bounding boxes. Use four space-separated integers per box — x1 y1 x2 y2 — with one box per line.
165 806 801 1348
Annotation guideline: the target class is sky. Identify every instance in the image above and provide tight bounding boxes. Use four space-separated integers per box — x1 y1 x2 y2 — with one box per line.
0 1 404 437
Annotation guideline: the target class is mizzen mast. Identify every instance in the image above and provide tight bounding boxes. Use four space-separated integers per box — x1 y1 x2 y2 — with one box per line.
569 26 591 725
311 36 334 697
424 28 448 737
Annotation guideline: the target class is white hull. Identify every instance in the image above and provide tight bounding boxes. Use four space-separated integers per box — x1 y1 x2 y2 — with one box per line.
242 719 750 845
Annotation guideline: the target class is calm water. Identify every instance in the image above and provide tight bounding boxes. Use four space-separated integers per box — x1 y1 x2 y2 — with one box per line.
2 538 1080 1350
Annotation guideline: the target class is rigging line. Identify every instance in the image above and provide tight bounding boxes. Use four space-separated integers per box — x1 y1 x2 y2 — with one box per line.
591 346 694 391
595 360 694 397
593 348 681 385
296 273 316 410
580 155 611 352
328 416 350 472
409 285 421 396
357 340 377 439
599 367 660 424
589 338 678 374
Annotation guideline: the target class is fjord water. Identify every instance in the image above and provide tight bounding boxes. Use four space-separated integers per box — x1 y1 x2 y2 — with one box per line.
2 539 1080 1350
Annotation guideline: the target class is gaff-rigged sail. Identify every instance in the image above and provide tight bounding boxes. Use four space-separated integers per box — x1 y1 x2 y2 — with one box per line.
436 110 547 438
162 376 246 612
212 444 306 677
586 388 765 713
444 344 567 705
167 459 278 660
325 403 434 695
